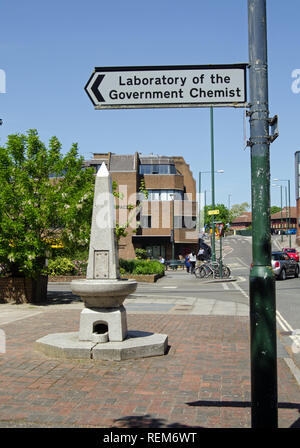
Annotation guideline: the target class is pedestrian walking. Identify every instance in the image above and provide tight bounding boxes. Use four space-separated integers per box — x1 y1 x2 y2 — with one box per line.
189 252 196 274
184 254 190 273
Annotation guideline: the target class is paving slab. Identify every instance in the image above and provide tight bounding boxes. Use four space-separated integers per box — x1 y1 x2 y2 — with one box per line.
0 309 299 428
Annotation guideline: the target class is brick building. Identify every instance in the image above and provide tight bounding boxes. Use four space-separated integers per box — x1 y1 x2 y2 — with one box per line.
270 207 297 232
231 212 252 231
84 152 198 260
231 208 297 234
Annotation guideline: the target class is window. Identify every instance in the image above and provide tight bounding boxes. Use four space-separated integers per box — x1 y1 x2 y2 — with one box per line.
141 215 151 228
174 216 197 229
146 190 183 201
183 216 197 229
174 216 182 229
145 245 166 259
150 191 160 201
139 164 177 175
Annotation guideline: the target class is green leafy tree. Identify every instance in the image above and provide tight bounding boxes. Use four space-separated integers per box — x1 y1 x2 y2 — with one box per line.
229 202 250 222
0 129 95 279
113 176 148 243
270 206 281 215
204 204 230 229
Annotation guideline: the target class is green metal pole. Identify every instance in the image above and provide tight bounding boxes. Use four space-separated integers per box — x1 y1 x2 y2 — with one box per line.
288 180 291 247
210 107 216 262
285 187 288 236
280 185 283 243
219 232 223 278
204 190 207 229
198 172 201 232
248 0 278 428
172 197 175 266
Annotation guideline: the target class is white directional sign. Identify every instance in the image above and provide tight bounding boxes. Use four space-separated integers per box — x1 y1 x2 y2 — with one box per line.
85 64 247 109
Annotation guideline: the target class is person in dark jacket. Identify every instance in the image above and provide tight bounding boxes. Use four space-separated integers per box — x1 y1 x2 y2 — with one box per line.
198 238 212 260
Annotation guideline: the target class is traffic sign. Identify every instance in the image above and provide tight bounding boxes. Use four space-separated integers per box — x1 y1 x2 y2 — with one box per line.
85 64 247 110
216 222 224 234
208 209 220 215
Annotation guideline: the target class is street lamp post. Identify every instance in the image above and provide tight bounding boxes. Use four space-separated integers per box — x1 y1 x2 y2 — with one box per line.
210 107 216 262
198 172 201 232
285 186 288 237
273 179 291 247
204 190 208 230
198 169 224 235
228 194 232 212
248 0 278 428
209 108 226 262
170 194 175 265
272 184 283 243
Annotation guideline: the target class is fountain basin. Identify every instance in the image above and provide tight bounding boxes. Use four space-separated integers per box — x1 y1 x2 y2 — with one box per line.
71 278 137 308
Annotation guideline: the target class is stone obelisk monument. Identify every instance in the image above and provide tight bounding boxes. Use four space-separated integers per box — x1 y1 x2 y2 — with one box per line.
71 162 137 343
35 162 168 360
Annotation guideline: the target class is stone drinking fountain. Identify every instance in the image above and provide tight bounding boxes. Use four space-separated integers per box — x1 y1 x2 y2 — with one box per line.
36 163 168 360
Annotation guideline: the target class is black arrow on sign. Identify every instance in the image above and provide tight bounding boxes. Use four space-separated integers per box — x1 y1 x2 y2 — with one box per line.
91 74 105 103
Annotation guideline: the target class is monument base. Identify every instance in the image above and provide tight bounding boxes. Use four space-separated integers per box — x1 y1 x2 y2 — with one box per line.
79 306 128 342
35 331 168 361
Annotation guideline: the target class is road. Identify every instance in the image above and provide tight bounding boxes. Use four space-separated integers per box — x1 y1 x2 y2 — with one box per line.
47 234 300 383
129 234 300 375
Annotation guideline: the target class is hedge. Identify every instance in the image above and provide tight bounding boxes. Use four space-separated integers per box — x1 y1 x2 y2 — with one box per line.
46 256 164 277
119 259 164 276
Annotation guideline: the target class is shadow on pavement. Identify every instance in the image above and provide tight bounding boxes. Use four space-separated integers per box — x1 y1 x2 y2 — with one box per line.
290 410 300 428
113 414 200 428
36 291 83 306
187 400 300 428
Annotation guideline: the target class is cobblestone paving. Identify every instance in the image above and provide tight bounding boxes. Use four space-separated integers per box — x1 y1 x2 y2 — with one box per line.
0 310 299 428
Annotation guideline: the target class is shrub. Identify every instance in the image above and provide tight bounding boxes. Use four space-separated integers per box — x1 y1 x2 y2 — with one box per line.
119 259 136 274
73 259 87 276
119 258 164 276
47 257 86 276
47 257 75 276
140 260 164 275
135 248 147 259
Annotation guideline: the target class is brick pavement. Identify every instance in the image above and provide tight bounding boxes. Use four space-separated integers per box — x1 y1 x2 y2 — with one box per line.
0 309 299 428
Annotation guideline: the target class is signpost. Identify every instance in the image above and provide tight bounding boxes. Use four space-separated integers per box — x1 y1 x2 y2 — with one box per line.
208 209 219 216
85 64 246 264
85 29 278 427
85 64 247 109
85 64 246 263
216 222 224 235
215 222 224 277
248 0 278 428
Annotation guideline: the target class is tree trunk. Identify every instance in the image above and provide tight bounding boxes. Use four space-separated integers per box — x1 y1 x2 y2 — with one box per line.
31 275 48 303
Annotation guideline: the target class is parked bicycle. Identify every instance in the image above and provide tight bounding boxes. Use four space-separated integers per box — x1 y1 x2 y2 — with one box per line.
194 258 231 279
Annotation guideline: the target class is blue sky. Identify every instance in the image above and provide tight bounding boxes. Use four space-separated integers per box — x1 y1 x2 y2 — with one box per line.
0 0 299 208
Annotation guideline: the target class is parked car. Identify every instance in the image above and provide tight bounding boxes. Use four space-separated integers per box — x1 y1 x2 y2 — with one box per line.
271 251 299 280
282 248 299 262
